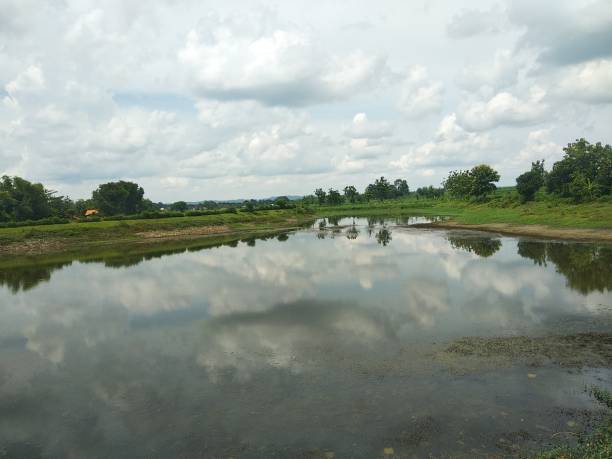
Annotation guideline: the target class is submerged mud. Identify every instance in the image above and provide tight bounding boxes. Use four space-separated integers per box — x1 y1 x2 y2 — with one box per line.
444 332 612 368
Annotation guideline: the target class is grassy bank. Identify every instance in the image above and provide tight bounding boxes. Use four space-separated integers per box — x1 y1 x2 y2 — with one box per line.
0 209 315 257
316 194 612 229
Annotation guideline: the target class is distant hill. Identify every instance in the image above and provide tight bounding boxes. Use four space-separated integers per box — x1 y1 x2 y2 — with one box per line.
186 195 302 205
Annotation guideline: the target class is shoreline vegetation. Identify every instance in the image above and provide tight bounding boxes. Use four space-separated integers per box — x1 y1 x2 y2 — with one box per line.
1 138 610 255
0 194 611 260
0 209 315 259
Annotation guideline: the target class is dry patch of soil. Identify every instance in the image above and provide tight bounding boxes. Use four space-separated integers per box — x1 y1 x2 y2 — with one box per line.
136 225 231 239
0 238 65 256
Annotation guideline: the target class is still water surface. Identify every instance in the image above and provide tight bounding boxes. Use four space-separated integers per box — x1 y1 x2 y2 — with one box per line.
0 217 611 458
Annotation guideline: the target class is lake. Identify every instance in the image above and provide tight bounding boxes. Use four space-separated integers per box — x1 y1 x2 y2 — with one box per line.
0 217 611 458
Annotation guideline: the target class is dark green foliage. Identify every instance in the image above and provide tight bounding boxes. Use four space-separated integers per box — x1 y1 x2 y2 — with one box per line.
365 176 396 201
393 179 410 196
443 165 500 199
274 196 290 209
518 241 612 294
343 185 358 203
327 188 343 205
0 175 60 222
170 201 188 212
448 235 502 257
314 188 327 205
244 200 256 212
375 227 392 246
546 138 612 201
469 164 500 198
516 160 545 202
443 169 472 198
92 180 145 216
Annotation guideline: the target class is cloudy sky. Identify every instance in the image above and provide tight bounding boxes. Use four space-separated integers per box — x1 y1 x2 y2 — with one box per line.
1 0 611 201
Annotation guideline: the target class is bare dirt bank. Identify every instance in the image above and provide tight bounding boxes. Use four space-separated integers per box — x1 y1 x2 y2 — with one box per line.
415 221 612 242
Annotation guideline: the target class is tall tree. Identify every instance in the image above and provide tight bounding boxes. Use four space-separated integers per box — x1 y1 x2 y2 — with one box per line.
0 176 54 222
394 179 410 196
343 185 358 203
327 188 343 205
366 176 395 201
469 164 500 198
546 138 611 200
170 201 188 212
92 181 145 215
443 170 472 198
516 160 545 202
314 188 327 205
274 196 290 208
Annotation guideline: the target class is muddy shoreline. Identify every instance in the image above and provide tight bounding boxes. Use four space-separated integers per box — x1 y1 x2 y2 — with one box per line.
413 221 612 242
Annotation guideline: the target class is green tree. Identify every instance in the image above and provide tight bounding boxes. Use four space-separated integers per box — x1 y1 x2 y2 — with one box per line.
92 180 145 215
343 185 358 203
393 179 410 196
244 200 256 212
516 160 545 202
366 176 395 201
314 188 327 205
0 176 54 222
443 170 472 198
274 196 290 208
327 188 343 205
469 164 500 198
170 201 188 212
546 138 612 200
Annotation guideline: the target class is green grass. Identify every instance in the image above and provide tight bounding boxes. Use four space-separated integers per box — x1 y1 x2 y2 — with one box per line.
315 193 612 229
0 208 315 256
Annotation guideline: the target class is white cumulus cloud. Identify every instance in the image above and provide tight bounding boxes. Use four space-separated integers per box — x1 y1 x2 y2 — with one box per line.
458 87 548 131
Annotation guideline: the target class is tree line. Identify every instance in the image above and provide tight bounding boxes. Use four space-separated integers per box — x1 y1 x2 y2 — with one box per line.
1 138 609 224
310 138 610 205
0 176 298 225
306 177 433 205
0 179 158 224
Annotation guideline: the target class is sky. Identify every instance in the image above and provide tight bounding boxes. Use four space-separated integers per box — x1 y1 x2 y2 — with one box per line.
0 0 611 201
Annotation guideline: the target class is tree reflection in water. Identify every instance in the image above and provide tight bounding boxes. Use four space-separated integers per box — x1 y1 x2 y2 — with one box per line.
346 224 359 240
447 235 502 257
518 240 612 294
1 224 610 296
376 227 392 246
0 262 72 293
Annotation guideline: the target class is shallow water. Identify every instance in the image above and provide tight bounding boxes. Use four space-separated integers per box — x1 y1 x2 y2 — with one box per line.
0 217 611 458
